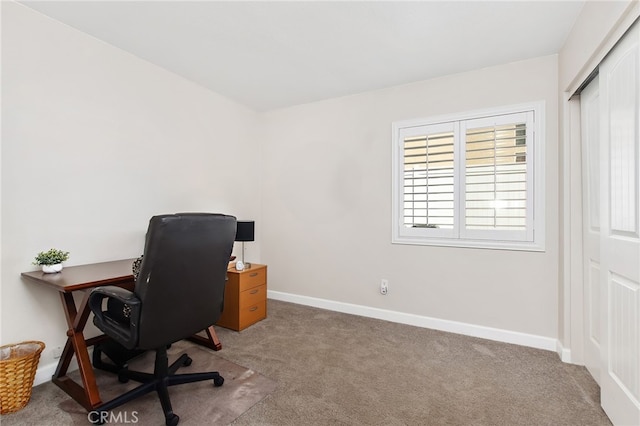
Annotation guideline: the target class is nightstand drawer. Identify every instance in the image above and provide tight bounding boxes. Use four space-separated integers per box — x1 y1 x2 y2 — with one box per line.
240 284 266 307
238 301 266 330
238 267 266 292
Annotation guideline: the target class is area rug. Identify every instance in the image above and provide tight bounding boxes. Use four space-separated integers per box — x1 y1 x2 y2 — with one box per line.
1 341 277 426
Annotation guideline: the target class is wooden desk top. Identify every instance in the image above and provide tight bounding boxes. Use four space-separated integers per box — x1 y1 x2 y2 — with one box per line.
21 258 136 293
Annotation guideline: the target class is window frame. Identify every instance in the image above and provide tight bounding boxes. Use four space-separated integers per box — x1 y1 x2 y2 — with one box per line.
391 102 545 252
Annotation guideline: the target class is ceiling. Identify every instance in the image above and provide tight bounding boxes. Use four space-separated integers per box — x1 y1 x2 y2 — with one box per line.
20 1 585 112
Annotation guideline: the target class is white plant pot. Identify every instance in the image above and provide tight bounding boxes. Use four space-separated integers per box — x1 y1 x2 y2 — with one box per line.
42 263 63 273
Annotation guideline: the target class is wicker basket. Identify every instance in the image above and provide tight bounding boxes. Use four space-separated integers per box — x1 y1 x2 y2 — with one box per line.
0 341 45 414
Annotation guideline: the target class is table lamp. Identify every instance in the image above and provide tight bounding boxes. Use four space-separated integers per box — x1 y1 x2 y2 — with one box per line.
235 220 255 270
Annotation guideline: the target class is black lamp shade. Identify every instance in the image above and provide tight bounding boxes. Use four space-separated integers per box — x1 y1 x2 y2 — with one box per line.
235 221 255 242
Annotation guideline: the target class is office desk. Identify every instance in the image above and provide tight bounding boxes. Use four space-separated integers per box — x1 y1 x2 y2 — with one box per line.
21 259 222 410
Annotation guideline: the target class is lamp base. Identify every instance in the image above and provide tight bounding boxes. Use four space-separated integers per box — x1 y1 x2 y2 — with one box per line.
240 241 251 268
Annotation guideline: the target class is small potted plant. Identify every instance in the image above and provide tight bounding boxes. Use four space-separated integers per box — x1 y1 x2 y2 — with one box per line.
33 248 70 273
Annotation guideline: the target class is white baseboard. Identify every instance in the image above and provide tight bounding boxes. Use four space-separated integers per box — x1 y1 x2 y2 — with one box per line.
556 340 572 363
268 290 558 353
34 361 57 386
34 357 79 387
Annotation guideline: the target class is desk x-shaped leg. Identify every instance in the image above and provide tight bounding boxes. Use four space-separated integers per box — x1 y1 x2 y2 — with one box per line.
186 326 222 351
53 291 103 410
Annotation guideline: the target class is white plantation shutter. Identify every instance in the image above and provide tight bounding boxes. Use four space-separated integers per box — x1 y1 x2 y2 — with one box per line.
461 112 534 242
392 103 543 250
398 122 456 239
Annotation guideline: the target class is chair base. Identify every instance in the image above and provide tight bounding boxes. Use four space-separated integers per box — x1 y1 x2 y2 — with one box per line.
90 346 223 426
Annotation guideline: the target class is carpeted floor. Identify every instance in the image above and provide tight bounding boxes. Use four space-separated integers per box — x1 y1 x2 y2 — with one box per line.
217 300 611 426
1 299 611 425
0 341 276 425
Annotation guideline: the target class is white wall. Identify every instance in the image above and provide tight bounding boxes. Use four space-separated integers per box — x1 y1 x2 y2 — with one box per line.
261 55 560 341
1 2 260 370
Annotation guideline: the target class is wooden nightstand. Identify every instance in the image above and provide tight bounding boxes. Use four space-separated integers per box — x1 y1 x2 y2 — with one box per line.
216 264 267 331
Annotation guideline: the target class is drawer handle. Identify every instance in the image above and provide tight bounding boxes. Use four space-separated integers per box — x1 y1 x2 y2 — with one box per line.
249 306 258 312
249 289 259 294
249 273 258 277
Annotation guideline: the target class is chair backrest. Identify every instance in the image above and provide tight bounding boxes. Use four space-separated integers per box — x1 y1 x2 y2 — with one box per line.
135 213 236 350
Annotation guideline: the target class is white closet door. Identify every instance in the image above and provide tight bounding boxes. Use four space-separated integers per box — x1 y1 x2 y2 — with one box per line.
581 78 601 384
599 22 640 426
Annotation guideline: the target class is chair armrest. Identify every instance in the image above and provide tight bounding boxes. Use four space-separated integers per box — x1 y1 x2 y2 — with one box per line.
89 286 141 350
89 286 140 314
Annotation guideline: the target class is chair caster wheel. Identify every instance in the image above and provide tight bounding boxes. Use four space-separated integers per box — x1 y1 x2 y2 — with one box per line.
165 413 179 426
118 371 129 383
183 356 192 367
213 375 224 387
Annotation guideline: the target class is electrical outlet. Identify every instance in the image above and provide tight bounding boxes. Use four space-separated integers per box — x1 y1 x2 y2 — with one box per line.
52 346 63 359
380 279 389 295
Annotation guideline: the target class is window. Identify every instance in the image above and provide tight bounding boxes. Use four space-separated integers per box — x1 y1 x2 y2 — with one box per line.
392 102 544 251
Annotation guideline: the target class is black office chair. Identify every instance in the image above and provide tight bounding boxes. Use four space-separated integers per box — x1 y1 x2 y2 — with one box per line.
88 213 236 426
